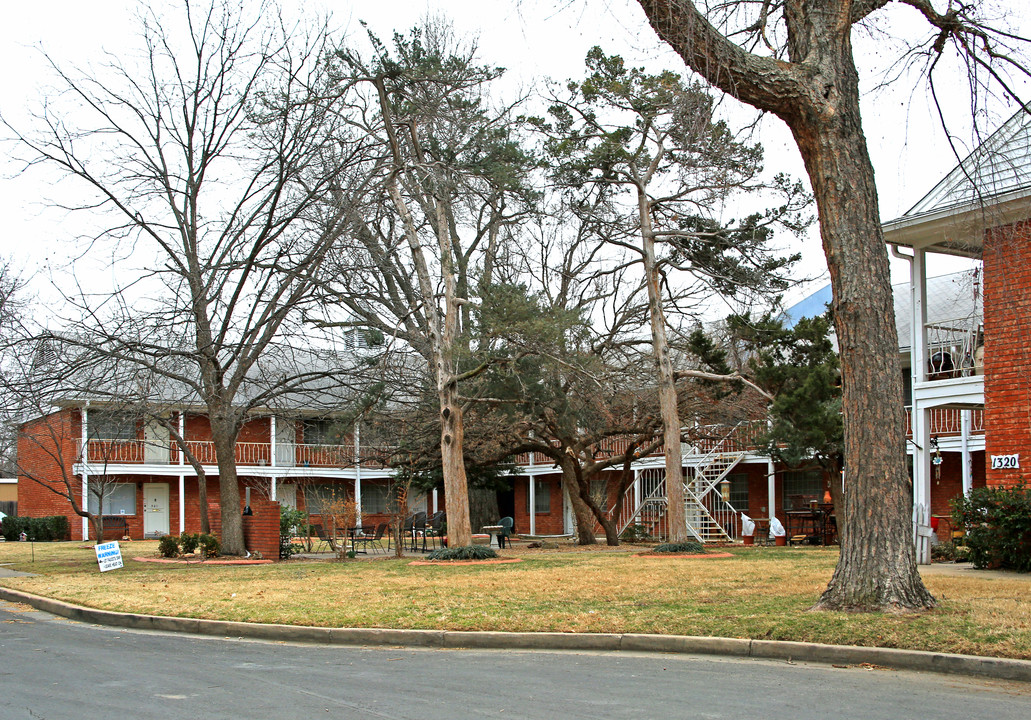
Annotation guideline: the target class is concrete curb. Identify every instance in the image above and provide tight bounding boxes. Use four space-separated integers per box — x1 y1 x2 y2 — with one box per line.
2 585 1029 682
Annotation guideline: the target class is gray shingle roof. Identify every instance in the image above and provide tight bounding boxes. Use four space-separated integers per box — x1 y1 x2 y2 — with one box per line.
902 105 1031 219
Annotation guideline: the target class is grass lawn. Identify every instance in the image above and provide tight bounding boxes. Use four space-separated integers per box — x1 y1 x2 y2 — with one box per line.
1 540 1029 659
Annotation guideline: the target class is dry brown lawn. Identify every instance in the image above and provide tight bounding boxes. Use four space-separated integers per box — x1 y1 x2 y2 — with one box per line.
1 540 1029 659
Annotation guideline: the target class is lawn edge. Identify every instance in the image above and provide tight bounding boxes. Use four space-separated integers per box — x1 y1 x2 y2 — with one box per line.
3 584 1029 681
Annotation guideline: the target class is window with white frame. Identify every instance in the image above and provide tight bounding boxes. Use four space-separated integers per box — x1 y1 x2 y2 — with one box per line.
726 473 749 511
361 483 389 514
782 469 823 510
87 412 137 440
526 478 551 514
303 483 350 515
88 483 136 515
303 419 338 445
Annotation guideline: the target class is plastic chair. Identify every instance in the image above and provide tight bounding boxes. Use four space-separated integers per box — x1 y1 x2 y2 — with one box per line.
497 516 514 548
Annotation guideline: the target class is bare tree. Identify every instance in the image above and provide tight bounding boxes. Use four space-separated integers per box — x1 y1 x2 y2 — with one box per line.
3 0 375 555
631 0 1029 610
319 23 538 547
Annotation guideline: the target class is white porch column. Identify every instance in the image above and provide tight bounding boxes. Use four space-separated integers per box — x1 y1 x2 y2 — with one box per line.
633 468 641 511
912 405 933 564
81 405 89 541
269 415 277 469
961 410 973 496
767 459 776 521
353 423 362 518
528 474 536 536
912 249 928 386
178 475 186 533
911 249 933 564
178 411 186 533
432 488 438 514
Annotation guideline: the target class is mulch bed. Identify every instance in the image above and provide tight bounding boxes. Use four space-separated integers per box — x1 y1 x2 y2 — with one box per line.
408 558 524 566
635 551 735 559
133 556 273 565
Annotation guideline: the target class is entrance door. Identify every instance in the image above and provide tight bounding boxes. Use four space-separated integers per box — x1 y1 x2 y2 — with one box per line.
276 420 296 467
144 420 170 464
143 483 169 538
277 482 297 509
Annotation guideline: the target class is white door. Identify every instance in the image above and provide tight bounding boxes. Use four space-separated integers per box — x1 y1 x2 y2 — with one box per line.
144 420 170 464
277 482 297 509
276 420 296 467
143 483 169 538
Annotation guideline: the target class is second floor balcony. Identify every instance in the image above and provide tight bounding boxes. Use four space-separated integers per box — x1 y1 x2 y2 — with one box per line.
75 439 393 469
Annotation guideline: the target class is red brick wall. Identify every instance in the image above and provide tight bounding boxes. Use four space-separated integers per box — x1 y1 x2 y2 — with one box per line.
17 409 79 539
983 219 1031 488
243 498 281 559
929 451 986 517
513 473 565 535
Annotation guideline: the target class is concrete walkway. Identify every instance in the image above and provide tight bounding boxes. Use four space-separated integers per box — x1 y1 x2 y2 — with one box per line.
919 562 1031 581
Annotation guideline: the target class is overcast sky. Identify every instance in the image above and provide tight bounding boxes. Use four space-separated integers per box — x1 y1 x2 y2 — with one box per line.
1 0 1024 310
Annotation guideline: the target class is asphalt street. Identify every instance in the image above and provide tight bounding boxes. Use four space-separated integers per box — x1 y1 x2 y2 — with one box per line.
1 598 1028 719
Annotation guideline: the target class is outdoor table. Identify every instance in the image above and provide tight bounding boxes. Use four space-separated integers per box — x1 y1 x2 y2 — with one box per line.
481 525 504 548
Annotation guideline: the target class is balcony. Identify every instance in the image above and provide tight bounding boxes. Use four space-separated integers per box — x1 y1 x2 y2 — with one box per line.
75 439 393 469
904 407 984 438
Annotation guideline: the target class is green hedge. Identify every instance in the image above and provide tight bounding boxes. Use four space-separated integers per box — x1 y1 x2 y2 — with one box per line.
1 515 71 542
952 484 1031 572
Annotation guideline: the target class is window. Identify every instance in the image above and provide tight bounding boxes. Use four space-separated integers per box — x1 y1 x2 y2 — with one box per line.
87 412 137 440
303 419 337 445
726 473 749 511
88 483 136 515
361 483 390 514
303 483 350 515
526 478 551 514
782 469 824 510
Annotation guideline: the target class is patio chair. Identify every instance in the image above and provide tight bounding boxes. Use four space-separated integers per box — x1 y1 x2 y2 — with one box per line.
409 511 428 552
497 516 514 549
310 523 331 553
424 511 446 550
352 522 388 554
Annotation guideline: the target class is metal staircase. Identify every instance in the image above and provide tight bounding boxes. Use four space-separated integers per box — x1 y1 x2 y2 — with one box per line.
613 424 747 543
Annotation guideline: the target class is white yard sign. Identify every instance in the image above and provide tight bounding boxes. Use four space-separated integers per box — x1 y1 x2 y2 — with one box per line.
95 541 124 572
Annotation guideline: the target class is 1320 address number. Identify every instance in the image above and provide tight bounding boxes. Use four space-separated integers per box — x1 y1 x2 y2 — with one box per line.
990 454 1020 470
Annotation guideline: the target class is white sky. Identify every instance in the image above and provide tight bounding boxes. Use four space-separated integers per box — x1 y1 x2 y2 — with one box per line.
1 0 1025 312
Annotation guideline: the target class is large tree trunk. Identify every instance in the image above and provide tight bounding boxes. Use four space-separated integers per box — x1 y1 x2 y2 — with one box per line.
639 189 688 542
468 485 500 537
559 456 598 545
637 0 934 612
211 422 246 556
793 111 933 609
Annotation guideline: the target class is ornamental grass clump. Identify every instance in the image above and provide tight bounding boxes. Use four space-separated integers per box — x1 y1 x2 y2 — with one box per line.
653 541 705 554
426 545 498 561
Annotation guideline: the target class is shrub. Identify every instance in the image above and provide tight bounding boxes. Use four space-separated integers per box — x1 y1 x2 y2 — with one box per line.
620 524 654 543
158 535 181 558
653 541 706 554
198 533 221 559
1 515 70 542
280 507 308 559
952 484 1031 572
179 532 200 554
426 545 498 561
931 541 959 562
